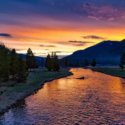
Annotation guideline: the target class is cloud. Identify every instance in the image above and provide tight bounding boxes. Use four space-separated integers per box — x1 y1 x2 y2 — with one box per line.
16 49 25 51
84 4 125 21
74 44 86 46
82 35 107 40
0 0 125 30
84 3 92 7
52 51 72 53
0 0 125 27
69 41 94 43
88 16 99 20
0 0 88 26
39 44 56 47
0 33 12 38
108 17 115 21
69 40 94 46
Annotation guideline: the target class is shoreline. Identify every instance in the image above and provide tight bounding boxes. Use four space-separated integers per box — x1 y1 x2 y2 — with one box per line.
89 67 125 79
0 68 73 115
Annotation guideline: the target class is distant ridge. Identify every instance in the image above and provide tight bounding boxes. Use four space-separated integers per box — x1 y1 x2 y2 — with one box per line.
61 39 125 65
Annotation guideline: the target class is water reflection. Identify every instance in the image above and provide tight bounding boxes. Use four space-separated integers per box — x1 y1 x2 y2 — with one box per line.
0 68 125 125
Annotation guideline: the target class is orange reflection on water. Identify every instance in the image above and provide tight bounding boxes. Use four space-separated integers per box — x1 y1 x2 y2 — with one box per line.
2 68 125 124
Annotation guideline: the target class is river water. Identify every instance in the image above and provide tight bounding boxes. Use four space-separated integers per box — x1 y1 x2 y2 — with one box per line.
0 68 125 125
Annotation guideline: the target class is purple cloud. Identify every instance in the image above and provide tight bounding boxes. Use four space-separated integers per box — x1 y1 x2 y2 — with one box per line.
69 40 94 46
82 36 107 40
69 41 94 43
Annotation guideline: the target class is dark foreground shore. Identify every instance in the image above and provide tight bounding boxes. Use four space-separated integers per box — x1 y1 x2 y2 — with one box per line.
0 68 73 115
90 67 125 79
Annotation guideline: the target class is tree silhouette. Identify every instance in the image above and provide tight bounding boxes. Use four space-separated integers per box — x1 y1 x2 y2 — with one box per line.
83 59 89 67
26 48 37 71
53 53 60 71
10 49 18 80
31 53 37 69
91 58 96 67
119 53 125 71
0 43 29 82
0 44 10 81
64 58 68 67
16 55 29 82
45 53 60 71
45 54 52 71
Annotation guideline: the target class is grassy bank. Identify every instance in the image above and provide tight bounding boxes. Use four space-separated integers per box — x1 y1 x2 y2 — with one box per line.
90 67 125 79
0 68 73 115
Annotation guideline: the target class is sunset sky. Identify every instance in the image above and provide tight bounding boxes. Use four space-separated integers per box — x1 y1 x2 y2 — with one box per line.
0 0 125 58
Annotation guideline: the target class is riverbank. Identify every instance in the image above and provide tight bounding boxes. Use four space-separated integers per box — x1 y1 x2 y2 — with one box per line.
0 68 73 115
90 67 125 79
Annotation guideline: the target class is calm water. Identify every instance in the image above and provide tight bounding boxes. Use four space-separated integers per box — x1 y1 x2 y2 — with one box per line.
0 68 125 125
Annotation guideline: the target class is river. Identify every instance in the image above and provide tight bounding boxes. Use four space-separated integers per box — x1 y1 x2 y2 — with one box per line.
0 68 125 125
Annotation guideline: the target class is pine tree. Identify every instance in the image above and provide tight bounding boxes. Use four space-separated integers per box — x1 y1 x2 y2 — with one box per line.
45 54 52 71
16 55 29 82
91 58 96 67
64 58 68 67
0 44 10 81
26 48 37 71
119 53 125 71
26 48 32 70
31 53 37 69
83 59 89 67
10 49 18 80
53 53 60 71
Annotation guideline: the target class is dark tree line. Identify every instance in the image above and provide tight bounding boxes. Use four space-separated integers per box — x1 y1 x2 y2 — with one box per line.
45 52 60 71
119 53 125 71
81 58 96 67
0 44 10 81
0 45 37 82
0 44 29 82
63 58 96 67
15 55 29 82
83 59 89 67
26 48 38 71
91 58 96 67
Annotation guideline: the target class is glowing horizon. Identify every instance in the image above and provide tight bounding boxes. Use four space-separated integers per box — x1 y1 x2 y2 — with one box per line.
0 0 125 58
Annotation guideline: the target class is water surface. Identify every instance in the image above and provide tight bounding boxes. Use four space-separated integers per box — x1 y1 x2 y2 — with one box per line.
0 68 125 125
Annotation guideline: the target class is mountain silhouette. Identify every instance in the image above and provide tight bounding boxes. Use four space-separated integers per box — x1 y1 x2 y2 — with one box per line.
61 39 125 65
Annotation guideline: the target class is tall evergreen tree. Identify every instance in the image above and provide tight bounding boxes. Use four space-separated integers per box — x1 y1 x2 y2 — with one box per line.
10 49 18 80
53 53 60 71
83 59 89 67
91 58 96 67
26 48 37 71
64 58 68 67
26 48 32 70
0 44 10 81
31 53 37 69
16 55 29 82
45 54 52 71
119 53 125 71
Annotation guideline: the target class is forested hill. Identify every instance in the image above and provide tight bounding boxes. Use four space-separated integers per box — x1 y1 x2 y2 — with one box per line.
61 39 125 65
